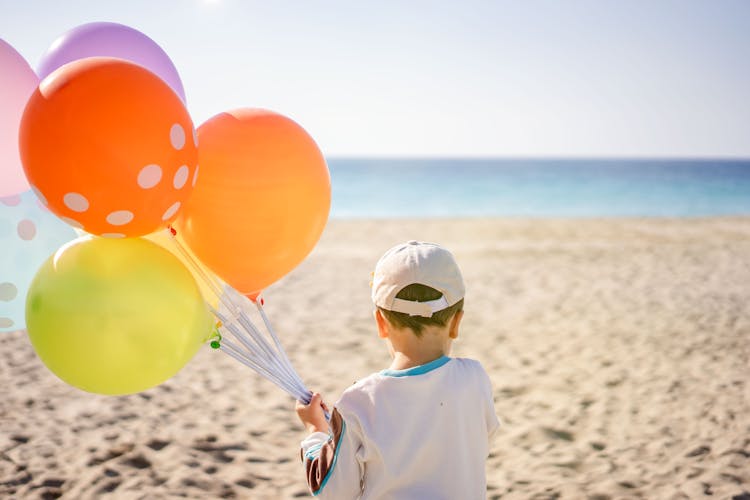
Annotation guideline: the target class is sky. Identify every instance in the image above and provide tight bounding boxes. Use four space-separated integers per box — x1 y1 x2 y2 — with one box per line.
1 0 749 158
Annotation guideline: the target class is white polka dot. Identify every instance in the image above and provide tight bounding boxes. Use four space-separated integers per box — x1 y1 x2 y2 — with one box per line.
102 233 126 239
64 193 89 213
192 127 199 147
0 194 21 207
106 210 134 226
192 165 200 187
0 282 18 302
162 201 181 221
17 220 36 241
170 123 186 150
59 216 84 229
173 166 189 189
138 164 162 189
0 317 14 328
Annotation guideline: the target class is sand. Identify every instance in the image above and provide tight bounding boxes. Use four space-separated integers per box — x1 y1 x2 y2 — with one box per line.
2 217 750 499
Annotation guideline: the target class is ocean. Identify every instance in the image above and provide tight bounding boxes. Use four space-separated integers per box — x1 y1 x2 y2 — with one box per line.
327 158 750 218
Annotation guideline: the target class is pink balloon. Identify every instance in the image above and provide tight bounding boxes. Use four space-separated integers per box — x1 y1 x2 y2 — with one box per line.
0 39 38 197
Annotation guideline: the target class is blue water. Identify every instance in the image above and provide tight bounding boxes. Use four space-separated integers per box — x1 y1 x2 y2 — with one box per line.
327 158 750 218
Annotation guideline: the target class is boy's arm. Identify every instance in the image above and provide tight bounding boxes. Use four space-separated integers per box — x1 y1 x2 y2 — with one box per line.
300 408 363 498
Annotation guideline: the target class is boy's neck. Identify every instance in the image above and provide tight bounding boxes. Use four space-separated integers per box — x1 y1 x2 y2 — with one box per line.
388 350 449 371
386 325 453 370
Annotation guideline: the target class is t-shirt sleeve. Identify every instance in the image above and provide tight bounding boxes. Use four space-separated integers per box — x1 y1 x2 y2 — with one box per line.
299 408 364 498
479 364 501 440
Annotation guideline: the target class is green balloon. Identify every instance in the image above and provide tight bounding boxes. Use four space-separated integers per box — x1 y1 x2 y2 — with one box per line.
26 236 213 395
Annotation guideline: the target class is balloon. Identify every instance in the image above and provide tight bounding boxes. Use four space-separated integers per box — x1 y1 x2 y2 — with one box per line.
37 22 186 102
146 228 222 309
20 57 198 238
0 39 39 197
0 191 77 332
26 236 213 395
176 109 331 297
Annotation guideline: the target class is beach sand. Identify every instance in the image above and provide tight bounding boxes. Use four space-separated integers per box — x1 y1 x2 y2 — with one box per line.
2 217 750 499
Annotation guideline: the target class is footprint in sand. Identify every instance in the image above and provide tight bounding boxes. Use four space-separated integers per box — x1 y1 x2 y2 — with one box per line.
146 439 170 451
39 478 65 488
193 437 248 463
542 427 575 442
235 479 255 489
87 443 134 466
96 479 121 494
120 454 152 469
590 441 606 451
10 434 30 444
181 477 214 491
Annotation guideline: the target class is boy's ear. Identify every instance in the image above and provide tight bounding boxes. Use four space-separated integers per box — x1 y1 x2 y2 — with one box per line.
448 310 464 340
374 309 390 339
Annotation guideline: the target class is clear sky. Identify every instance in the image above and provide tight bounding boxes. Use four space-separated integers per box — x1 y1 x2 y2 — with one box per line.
1 0 749 158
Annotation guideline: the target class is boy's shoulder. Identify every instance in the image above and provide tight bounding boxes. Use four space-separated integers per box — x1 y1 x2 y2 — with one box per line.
450 356 486 371
338 370 382 401
336 357 488 404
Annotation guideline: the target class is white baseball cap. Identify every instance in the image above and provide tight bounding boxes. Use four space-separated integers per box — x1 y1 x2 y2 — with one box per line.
371 241 465 317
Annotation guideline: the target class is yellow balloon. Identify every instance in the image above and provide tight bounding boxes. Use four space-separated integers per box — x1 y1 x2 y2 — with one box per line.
145 228 222 309
25 236 214 395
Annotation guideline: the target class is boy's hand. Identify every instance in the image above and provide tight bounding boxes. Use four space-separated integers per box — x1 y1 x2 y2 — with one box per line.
295 392 329 434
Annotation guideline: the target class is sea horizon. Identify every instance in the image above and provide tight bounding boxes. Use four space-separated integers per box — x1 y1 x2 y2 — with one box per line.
326 155 750 161
326 157 750 219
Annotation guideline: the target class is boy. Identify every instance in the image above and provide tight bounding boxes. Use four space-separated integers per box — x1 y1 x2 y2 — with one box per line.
296 241 500 499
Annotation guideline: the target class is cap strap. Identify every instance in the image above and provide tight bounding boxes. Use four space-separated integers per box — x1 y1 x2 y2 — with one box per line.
390 296 450 317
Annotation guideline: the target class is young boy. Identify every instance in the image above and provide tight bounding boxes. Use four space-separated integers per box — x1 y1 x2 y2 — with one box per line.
296 241 500 499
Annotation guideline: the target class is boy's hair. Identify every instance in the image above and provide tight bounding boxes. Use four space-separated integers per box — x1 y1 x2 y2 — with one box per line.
378 283 464 337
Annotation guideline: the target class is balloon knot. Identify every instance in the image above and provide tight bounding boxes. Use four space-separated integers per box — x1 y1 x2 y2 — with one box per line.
209 331 222 349
169 226 177 236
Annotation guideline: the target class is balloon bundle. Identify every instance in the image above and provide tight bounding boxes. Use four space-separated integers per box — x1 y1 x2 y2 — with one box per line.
1 23 330 401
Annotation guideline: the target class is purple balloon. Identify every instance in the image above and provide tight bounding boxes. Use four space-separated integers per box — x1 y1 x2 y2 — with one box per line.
37 22 186 103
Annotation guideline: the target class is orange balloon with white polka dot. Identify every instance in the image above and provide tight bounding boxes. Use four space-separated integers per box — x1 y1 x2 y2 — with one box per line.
19 57 198 238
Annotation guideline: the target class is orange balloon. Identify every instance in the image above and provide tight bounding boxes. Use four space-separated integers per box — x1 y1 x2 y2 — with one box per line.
20 57 198 237
176 109 330 296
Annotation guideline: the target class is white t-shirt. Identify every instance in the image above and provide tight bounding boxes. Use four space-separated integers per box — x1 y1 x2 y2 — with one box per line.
300 356 500 499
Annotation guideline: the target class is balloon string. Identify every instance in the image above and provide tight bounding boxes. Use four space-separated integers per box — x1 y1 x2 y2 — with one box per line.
219 339 306 400
167 227 226 304
213 297 305 395
255 300 307 392
218 314 314 403
220 337 305 398
167 226 315 405
213 306 309 398
212 305 305 395
211 308 272 365
216 296 323 415
235 306 309 395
